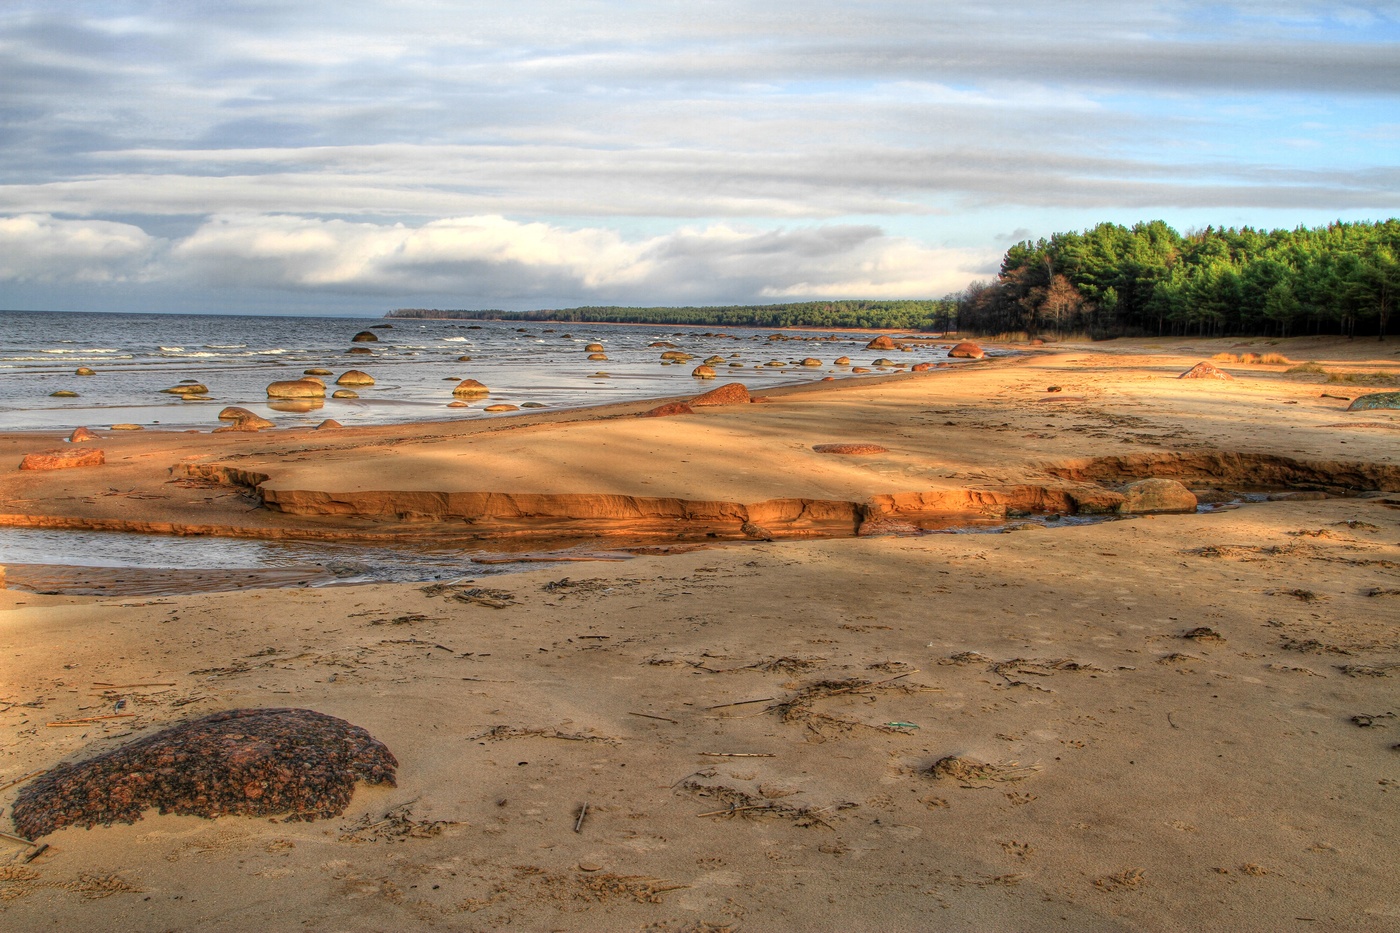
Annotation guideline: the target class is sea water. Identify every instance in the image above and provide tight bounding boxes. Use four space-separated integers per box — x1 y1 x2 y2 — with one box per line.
0 310 962 432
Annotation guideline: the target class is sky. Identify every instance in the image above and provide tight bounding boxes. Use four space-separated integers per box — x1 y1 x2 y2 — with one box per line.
1 1 1398 316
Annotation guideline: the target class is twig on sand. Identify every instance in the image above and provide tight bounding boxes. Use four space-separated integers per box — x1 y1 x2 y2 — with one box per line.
0 770 44 793
0 829 38 847
47 713 138 727
627 711 679 724
705 697 776 711
91 682 176 689
574 802 589 833
699 752 775 758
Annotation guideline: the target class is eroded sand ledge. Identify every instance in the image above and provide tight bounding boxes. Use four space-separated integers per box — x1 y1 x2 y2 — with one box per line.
1 336 1398 931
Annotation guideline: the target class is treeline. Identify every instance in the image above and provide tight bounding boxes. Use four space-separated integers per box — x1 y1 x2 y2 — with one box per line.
389 299 957 331
958 219 1399 339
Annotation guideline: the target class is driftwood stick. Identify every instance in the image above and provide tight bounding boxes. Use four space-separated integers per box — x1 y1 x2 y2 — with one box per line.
696 804 782 818
574 802 589 833
627 711 679 724
705 697 775 711
699 752 775 758
46 713 137 727
0 770 44 792
91 682 176 688
0 829 38 847
22 843 50 863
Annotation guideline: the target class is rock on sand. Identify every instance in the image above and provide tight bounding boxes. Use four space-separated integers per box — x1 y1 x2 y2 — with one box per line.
1118 478 1198 514
692 382 751 406
948 342 985 360
19 448 105 471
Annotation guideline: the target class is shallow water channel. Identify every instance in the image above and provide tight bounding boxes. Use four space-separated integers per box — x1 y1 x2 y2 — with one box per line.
0 512 1132 596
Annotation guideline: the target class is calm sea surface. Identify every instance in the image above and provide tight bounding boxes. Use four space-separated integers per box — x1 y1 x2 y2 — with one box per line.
0 310 979 585
0 310 963 432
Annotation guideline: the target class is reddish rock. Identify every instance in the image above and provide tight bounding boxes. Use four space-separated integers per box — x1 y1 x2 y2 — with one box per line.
691 365 717 379
75 367 96 376
800 358 822 367
68 426 98 443
911 362 933 372
865 335 897 350
692 382 751 406
1118 478 1198 514
336 370 375 386
642 401 695 418
315 419 343 430
857 518 922 536
585 343 605 352
483 403 519 412
20 448 105 471
452 379 490 397
834 356 851 365
812 443 889 455
1178 361 1233 380
332 390 358 399
948 342 985 360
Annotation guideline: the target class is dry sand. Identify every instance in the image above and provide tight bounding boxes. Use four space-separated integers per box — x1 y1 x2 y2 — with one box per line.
2 336 1399 931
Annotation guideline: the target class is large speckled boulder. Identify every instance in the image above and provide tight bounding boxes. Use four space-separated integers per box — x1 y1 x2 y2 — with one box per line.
865 335 897 350
1347 391 1400 411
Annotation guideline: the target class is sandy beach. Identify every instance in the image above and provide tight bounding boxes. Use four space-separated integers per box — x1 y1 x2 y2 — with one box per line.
2 336 1399 931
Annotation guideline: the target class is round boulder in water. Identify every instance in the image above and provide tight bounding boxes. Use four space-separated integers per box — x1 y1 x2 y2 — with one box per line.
268 379 326 399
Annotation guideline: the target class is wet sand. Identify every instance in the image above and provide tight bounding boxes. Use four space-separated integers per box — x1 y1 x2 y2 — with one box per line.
1 336 1398 931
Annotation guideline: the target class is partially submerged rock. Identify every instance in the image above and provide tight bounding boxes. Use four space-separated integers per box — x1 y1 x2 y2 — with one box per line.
948 342 985 360
452 379 490 398
1118 478 1198 514
1347 391 1400 411
11 708 396 838
336 370 375 386
214 407 275 433
68 426 98 443
161 383 209 396
692 382 751 406
351 330 379 342
692 365 717 379
267 379 326 399
19 448 105 471
865 335 897 350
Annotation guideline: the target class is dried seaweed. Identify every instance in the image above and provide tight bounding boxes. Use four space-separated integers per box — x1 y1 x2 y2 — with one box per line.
11 708 396 839
927 755 1040 787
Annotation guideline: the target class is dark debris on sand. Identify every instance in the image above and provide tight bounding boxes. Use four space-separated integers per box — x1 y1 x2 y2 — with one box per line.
11 708 397 839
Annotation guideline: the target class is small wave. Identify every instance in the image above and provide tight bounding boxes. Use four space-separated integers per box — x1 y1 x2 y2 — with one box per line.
254 348 287 355
159 346 185 352
203 343 247 349
184 351 218 358
442 336 469 342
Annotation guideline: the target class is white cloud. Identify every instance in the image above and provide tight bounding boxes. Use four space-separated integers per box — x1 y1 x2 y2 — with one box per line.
0 213 159 284
159 213 994 303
